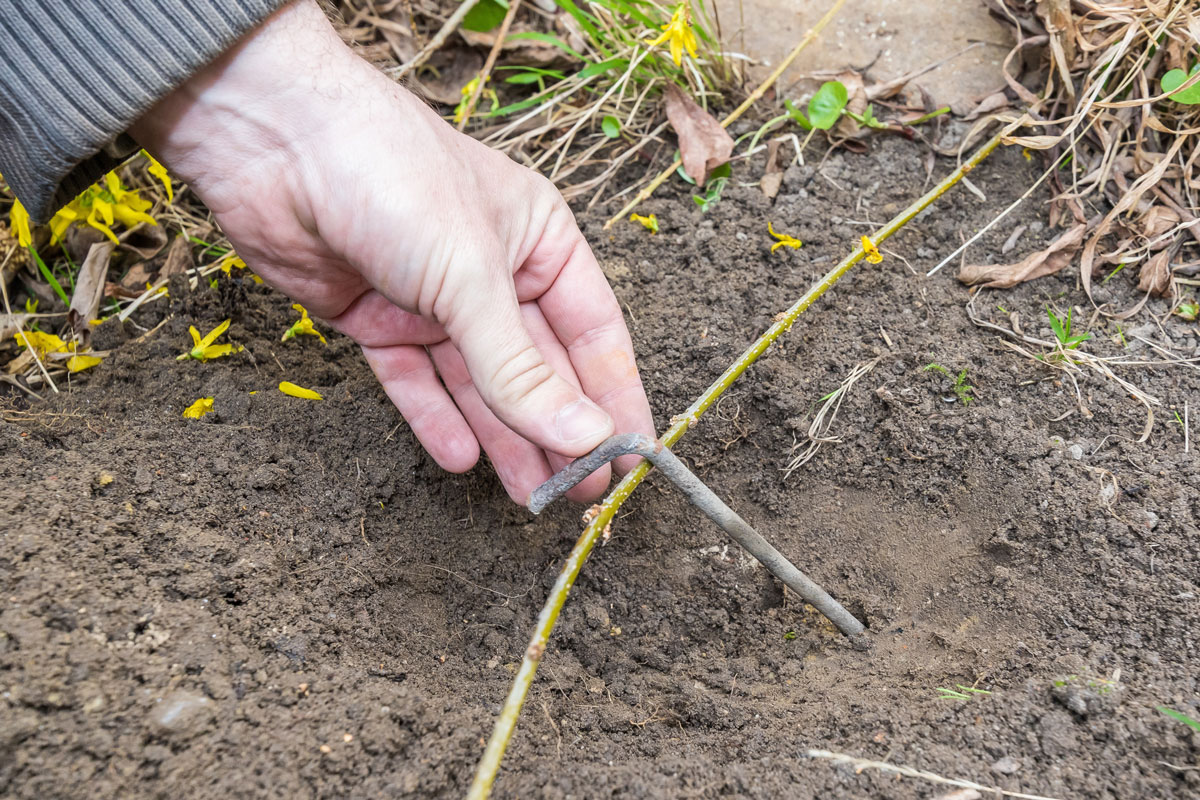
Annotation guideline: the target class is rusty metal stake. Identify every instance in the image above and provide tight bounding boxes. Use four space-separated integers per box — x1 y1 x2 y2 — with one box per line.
528 433 865 637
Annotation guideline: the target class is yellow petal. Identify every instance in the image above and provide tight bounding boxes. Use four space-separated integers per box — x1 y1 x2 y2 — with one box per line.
630 213 658 234
9 198 32 247
182 397 215 419
279 381 323 401
49 203 81 245
15 330 68 356
198 343 239 361
860 235 883 264
66 354 103 373
199 319 232 348
143 150 174 203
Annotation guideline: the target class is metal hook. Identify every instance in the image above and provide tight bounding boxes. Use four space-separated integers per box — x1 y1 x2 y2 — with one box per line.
528 433 865 637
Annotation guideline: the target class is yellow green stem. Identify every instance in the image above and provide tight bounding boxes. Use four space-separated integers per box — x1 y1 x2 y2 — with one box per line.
468 129 1007 799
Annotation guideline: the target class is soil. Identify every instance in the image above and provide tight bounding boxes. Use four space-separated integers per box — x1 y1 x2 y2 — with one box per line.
3 136 1199 800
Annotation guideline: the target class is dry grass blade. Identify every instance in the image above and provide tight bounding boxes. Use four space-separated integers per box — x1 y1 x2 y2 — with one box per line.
993 0 1200 315
782 357 878 478
804 749 1065 800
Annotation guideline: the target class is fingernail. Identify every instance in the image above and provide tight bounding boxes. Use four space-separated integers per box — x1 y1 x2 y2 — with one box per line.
554 399 612 446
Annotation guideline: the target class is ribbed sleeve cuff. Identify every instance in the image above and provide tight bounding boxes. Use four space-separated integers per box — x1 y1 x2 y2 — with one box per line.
0 0 286 222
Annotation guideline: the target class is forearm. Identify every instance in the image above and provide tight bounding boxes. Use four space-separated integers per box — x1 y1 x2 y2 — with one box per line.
0 0 284 222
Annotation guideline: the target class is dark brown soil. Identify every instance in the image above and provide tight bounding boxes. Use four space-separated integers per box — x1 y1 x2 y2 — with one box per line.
3 137 1199 799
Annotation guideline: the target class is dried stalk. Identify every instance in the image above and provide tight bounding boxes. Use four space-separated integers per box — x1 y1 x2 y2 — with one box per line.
387 0 479 82
466 129 1006 800
456 0 522 131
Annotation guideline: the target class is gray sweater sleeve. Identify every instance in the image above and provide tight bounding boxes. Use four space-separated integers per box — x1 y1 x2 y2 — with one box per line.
0 0 285 223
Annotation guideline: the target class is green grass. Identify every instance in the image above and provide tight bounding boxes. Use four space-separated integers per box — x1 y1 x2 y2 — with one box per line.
936 684 992 701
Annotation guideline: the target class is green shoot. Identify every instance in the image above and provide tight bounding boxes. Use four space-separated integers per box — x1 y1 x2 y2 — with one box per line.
28 245 69 305
692 163 731 212
1046 305 1092 352
783 630 797 641
936 684 992 701
907 106 951 125
1101 261 1126 284
1157 705 1200 732
601 115 621 139
1112 323 1128 348
923 363 974 406
1173 300 1199 321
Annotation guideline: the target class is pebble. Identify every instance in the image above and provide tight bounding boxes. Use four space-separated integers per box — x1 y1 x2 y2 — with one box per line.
991 756 1021 775
1066 444 1084 461
148 690 214 738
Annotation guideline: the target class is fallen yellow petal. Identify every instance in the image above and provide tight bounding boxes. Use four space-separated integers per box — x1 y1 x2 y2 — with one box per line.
14 330 69 357
279 381 323 401
182 397 215 419
630 213 659 234
10 198 32 248
767 221 802 253
860 235 883 264
66 354 103 373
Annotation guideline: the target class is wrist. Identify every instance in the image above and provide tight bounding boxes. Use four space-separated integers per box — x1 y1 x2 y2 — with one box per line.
128 0 356 208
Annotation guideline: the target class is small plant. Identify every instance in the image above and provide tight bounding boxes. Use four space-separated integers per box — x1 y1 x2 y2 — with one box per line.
1157 705 1200 732
678 161 730 212
923 363 974 406
936 684 992 701
1046 305 1092 352
1174 299 1199 321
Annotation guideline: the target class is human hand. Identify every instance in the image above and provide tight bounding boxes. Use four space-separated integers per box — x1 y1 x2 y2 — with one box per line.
130 0 654 504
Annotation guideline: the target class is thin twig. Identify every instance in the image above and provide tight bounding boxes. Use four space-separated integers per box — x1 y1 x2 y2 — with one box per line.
804 749 1064 800
388 0 479 82
456 0 522 131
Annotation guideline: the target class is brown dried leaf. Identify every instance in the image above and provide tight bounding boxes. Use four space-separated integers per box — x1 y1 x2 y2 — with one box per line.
67 242 114 342
1136 249 1172 296
664 84 734 186
958 224 1086 288
161 234 194 278
760 139 783 200
1140 205 1180 240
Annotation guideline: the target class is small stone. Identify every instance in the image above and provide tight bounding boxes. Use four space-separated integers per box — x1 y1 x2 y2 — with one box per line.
148 690 214 739
83 695 105 713
97 471 115 486
343 733 353 743
991 756 1020 775
1099 484 1116 504
1066 444 1084 461
319 744 332 754
1136 510 1159 530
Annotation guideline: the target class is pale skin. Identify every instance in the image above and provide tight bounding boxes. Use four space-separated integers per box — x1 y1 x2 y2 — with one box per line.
130 0 655 504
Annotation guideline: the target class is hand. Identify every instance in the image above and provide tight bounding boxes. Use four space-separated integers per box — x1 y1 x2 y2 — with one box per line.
130 0 654 504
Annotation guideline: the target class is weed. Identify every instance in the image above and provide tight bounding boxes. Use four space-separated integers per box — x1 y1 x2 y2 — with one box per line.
1042 305 1091 363
923 363 974 406
1174 299 1198 321
1157 705 1200 732
936 684 992 701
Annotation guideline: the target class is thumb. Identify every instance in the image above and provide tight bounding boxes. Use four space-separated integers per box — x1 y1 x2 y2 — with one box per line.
445 269 614 457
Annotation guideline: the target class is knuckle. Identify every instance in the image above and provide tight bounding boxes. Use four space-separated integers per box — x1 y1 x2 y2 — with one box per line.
487 343 558 409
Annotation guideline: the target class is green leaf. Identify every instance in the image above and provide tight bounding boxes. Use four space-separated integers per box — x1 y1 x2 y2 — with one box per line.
1158 706 1200 733
462 0 508 31
578 57 630 80
504 72 543 85
1161 64 1200 105
601 115 621 138
807 81 849 130
29 245 69 305
784 99 813 130
708 162 732 181
505 31 585 60
1046 306 1068 343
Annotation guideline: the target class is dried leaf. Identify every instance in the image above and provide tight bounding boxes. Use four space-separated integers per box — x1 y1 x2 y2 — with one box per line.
1136 249 1172 296
67 242 114 341
760 139 783 200
962 91 1010 121
1140 205 1180 240
119 223 167 260
958 224 1086 288
664 84 734 185
161 234 194 278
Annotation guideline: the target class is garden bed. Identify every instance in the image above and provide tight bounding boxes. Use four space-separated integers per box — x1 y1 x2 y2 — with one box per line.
2 137 1198 798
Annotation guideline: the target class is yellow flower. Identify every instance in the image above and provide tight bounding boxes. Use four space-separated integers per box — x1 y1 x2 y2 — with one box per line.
14 329 69 357
767 222 802 253
177 319 242 362
49 200 82 245
279 381 322 401
142 150 173 203
66 354 103 372
1022 147 1034 162
281 304 327 344
861 235 883 264
182 397 215 419
648 2 698 67
630 212 659 234
9 198 32 247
